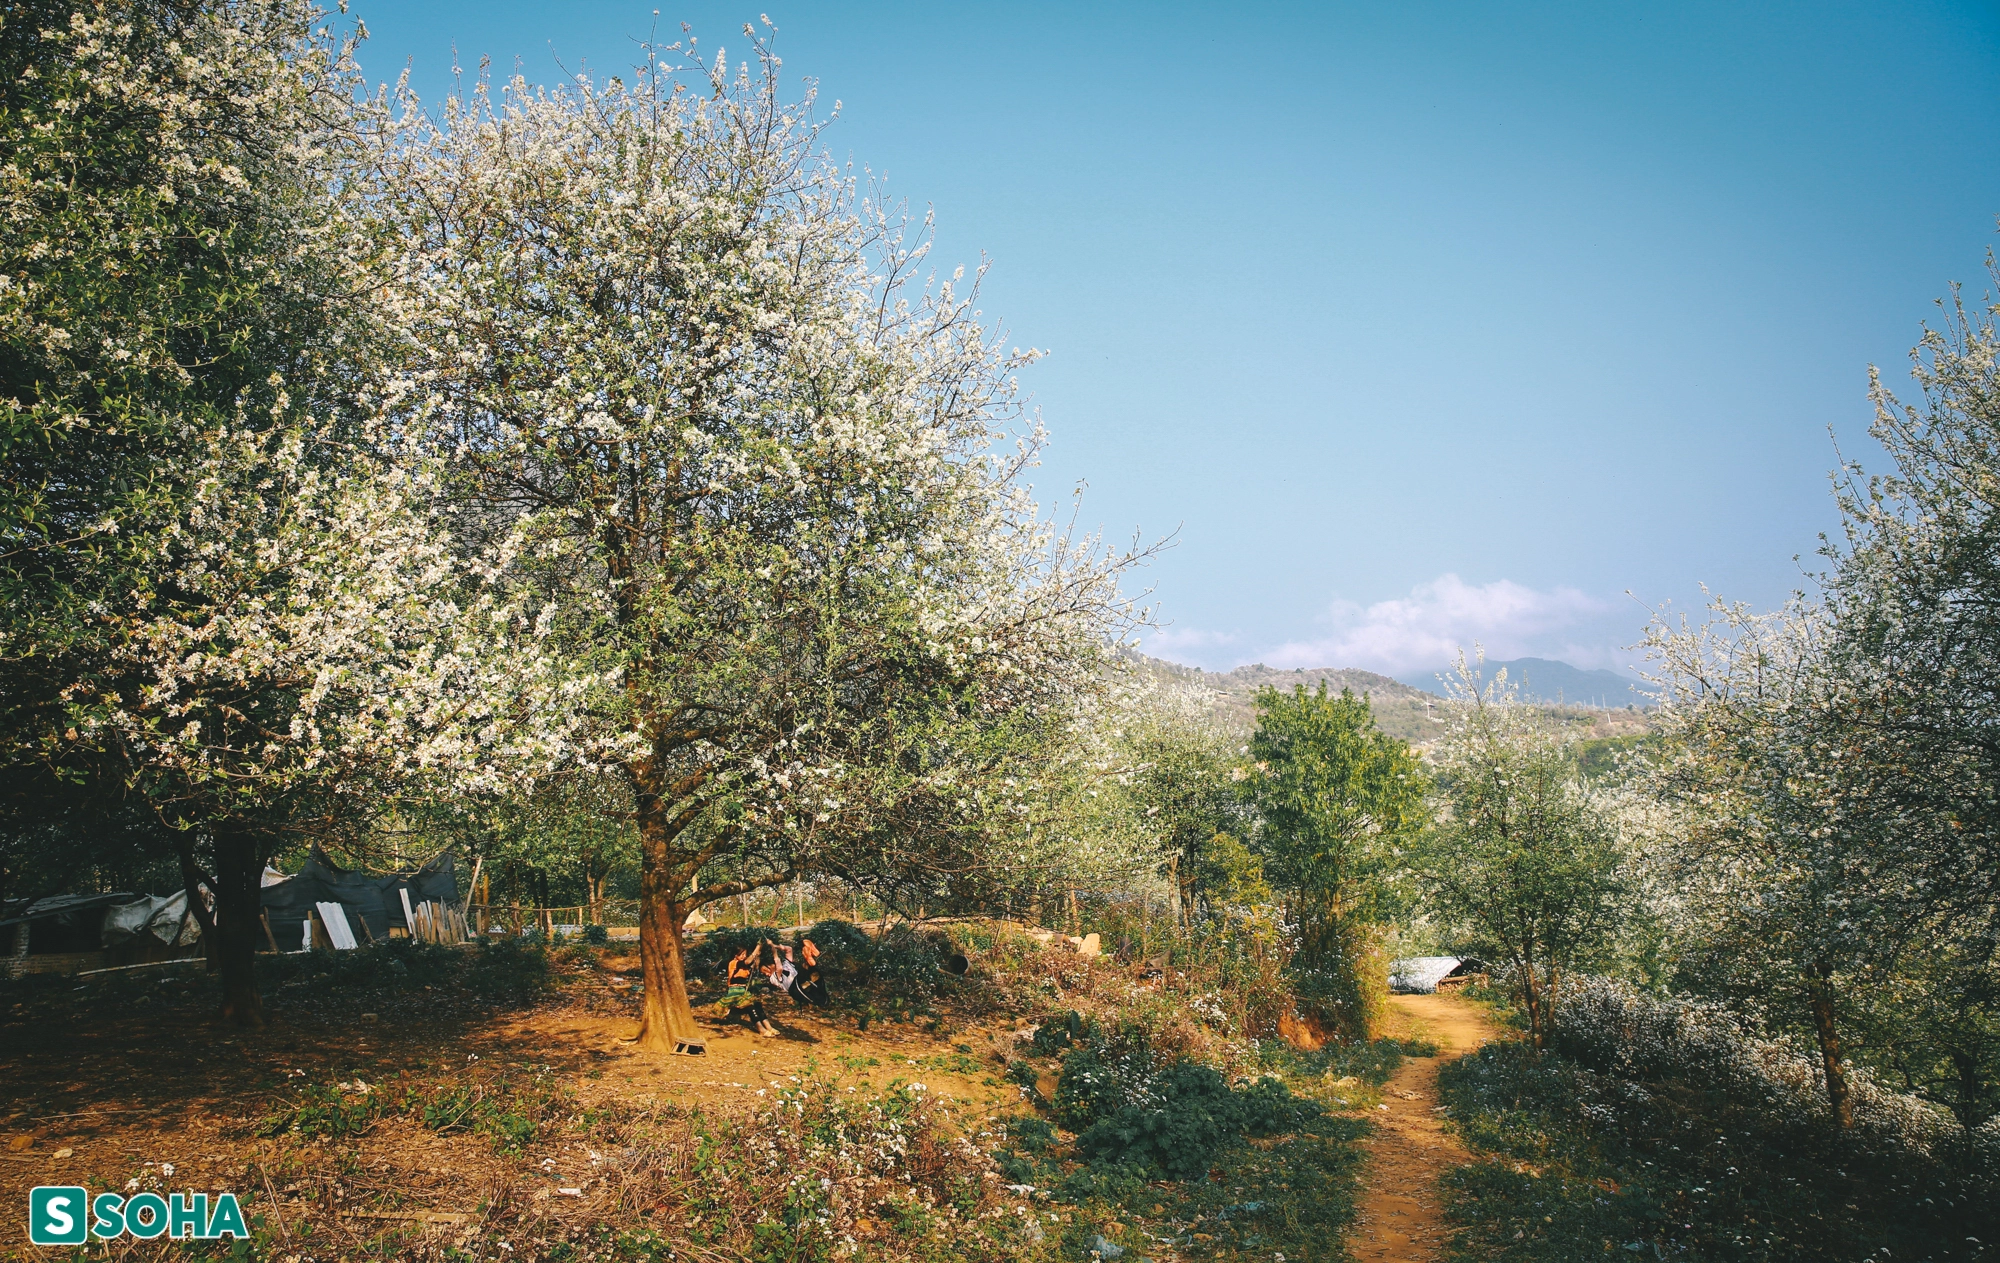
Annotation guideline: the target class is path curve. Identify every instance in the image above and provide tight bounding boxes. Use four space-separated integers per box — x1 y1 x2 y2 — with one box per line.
1348 992 1499 1262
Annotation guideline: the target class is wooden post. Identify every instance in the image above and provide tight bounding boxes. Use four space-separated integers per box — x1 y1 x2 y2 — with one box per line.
260 912 280 953
10 919 32 979
461 856 484 920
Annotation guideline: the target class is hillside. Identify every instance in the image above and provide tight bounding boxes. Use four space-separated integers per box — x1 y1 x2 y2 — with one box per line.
1396 656 1653 709
1132 653 1653 746
1130 655 1452 743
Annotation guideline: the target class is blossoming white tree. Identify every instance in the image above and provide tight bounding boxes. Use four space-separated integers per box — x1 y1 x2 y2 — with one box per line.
58 422 566 1021
1643 266 2000 1126
5 0 571 1024
1415 660 1629 1049
377 30 1149 1051
1643 597 1908 1127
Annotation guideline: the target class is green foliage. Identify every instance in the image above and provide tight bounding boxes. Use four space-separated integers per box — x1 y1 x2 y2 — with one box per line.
1073 1062 1319 1181
1250 683 1423 1039
264 1063 565 1152
0 0 356 574
1848 937 2000 1126
1258 1033 1432 1086
687 919 950 1002
1049 1025 1323 1181
802 918 875 962
258 1082 379 1139
1117 689 1255 917
1573 734 1652 783
1250 683 1426 913
1417 668 1630 1047
686 926 789 977
993 1081 1364 1262
256 937 552 1007
1190 830 1268 908
869 923 949 994
415 1078 554 1151
1031 1009 1095 1057
1287 914 1389 1045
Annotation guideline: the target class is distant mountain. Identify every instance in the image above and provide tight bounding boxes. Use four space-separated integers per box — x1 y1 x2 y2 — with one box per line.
1396 657 1653 709
1130 652 1655 746
1129 655 1447 744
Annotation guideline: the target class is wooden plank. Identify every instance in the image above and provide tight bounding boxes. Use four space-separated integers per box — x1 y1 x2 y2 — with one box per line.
461 856 483 920
74 957 207 977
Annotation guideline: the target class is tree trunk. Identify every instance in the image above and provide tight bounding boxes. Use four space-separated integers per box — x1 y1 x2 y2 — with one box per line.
1805 964 1854 1128
210 824 267 1028
1545 964 1564 1043
169 829 220 971
1518 948 1545 1050
1950 1048 1981 1127
632 796 701 1052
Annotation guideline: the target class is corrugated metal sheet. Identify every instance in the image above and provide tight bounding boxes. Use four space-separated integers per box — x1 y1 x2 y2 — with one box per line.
1389 956 1464 994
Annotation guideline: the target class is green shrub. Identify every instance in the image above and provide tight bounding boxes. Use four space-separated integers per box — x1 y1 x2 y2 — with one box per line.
584 924 610 945
254 936 549 1006
1074 1062 1320 1180
1053 1027 1153 1131
686 925 787 976
802 918 873 962
868 923 946 995
1051 1025 1323 1181
1031 1009 1093 1056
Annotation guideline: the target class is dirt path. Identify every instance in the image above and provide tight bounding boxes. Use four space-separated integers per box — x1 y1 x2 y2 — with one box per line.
1348 992 1500 1262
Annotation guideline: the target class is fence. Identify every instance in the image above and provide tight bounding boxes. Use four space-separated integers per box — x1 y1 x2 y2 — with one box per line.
466 900 640 934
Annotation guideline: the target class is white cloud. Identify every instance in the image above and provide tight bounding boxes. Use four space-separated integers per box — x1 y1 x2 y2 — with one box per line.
1260 574 1611 676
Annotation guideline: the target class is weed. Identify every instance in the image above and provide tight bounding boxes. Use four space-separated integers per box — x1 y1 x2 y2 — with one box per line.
259 1082 379 1139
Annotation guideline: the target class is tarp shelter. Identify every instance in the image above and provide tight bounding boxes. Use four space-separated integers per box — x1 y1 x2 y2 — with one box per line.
2 892 140 954
1389 956 1480 994
259 849 460 950
3 891 201 976
101 891 202 948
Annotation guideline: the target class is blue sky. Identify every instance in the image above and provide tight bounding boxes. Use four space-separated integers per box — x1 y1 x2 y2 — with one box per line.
361 1 2000 678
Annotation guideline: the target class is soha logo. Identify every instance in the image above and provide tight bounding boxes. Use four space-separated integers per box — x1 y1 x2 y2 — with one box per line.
28 1185 249 1244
